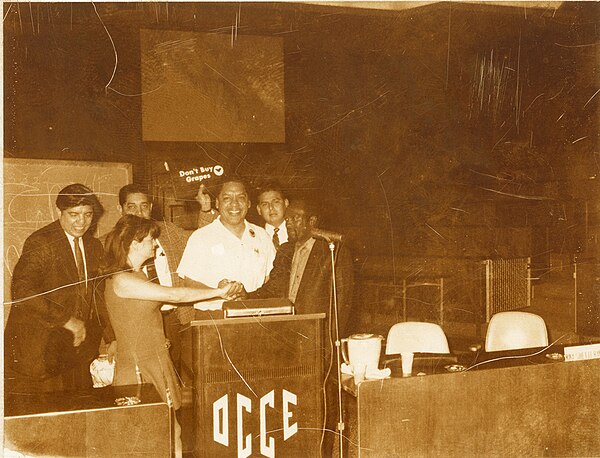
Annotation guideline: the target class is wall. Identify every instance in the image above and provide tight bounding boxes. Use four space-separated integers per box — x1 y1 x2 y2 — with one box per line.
4 2 598 263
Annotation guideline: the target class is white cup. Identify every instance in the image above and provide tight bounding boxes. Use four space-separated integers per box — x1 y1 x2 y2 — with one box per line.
401 352 414 377
353 363 367 385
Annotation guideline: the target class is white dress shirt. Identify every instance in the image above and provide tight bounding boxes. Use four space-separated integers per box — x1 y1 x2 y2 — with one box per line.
153 240 173 287
265 222 288 246
64 231 88 287
178 218 275 291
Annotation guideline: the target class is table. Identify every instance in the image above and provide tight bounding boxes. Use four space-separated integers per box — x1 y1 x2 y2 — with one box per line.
189 313 326 457
4 384 171 457
343 348 600 457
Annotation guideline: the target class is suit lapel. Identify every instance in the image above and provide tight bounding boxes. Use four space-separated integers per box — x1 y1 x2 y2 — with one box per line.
283 243 295 293
295 241 329 304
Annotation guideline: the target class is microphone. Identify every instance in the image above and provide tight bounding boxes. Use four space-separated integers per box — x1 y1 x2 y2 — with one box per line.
311 228 344 243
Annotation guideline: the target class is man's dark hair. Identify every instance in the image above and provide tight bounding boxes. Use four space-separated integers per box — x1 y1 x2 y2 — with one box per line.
215 176 249 197
102 214 161 276
56 183 104 215
118 184 150 206
256 179 287 200
289 198 320 220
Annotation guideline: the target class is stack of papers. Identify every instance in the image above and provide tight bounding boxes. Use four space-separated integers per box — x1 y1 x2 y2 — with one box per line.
341 363 391 380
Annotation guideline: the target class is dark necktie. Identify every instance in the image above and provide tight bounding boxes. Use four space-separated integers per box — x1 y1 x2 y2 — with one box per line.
145 258 161 284
272 227 280 249
73 237 85 284
74 237 88 319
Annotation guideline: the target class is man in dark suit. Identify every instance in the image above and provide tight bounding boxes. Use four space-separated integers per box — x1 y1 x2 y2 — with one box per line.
249 199 354 332
5 183 115 393
248 199 354 456
116 184 191 375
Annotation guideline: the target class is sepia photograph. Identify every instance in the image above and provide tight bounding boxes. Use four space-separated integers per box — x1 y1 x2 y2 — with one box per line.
3 1 599 457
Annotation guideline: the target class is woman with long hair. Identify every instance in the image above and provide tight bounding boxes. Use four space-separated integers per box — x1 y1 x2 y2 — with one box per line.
102 214 241 457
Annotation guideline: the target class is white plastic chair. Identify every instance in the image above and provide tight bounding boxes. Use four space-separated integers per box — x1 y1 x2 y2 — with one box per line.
385 322 450 355
485 311 548 352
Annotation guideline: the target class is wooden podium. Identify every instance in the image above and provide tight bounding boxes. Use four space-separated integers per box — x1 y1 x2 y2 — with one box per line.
189 313 325 457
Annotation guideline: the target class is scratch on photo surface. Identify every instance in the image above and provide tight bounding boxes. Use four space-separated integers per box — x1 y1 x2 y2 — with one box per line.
92 2 118 94
5 272 110 307
464 334 572 372
555 41 600 48
572 136 588 144
28 1 34 35
546 85 564 101
3 3 13 24
480 187 553 201
108 86 163 97
583 88 600 108
445 5 451 91
469 169 514 183
491 127 513 153
196 144 221 165
211 317 258 398
308 91 391 136
523 93 544 114
425 224 446 240
375 171 398 319
16 2 23 33
234 154 252 174
204 62 244 93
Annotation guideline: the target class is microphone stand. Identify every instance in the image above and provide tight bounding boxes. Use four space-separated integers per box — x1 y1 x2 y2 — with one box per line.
326 239 345 458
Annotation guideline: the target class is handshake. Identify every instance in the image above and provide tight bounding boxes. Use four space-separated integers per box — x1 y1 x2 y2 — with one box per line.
217 279 246 301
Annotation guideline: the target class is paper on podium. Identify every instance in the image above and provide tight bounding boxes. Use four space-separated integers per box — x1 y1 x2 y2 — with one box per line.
193 299 225 311
222 298 294 317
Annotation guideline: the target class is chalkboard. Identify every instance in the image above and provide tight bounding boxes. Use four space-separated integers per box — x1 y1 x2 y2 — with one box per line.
3 158 132 326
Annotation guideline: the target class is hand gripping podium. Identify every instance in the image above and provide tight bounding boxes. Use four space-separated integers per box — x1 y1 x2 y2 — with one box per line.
190 313 325 457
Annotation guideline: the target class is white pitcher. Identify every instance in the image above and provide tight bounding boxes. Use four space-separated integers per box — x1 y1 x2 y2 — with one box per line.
341 333 383 373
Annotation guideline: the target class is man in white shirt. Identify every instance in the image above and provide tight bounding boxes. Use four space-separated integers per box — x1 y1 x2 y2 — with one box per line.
195 180 289 250
256 181 289 249
178 179 276 314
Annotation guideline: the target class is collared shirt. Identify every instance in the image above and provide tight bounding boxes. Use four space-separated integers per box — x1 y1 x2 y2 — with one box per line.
178 218 276 292
288 237 316 303
64 231 88 286
265 222 288 246
149 240 173 287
